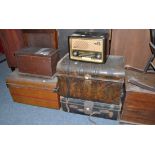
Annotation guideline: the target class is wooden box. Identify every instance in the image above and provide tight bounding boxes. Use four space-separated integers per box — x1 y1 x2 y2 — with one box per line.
0 29 58 70
121 70 155 125
16 47 59 77
6 69 60 109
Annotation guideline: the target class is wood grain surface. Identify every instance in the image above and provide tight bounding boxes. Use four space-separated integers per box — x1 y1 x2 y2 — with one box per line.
6 70 60 109
121 70 155 124
110 29 151 69
16 47 60 77
57 54 125 104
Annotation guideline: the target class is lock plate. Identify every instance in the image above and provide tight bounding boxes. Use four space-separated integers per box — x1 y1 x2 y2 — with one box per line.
84 101 94 115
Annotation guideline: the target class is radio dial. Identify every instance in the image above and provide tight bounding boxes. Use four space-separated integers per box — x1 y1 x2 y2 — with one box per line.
73 51 79 56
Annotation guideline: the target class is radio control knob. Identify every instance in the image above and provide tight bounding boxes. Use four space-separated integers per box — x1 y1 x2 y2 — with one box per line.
73 51 79 56
96 53 101 59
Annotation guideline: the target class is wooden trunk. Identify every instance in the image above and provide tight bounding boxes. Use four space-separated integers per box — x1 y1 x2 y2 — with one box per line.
56 54 125 104
16 47 60 77
6 69 60 109
60 96 122 120
121 70 155 125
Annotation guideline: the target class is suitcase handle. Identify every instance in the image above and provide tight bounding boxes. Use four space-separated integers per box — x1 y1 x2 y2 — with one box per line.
52 87 59 93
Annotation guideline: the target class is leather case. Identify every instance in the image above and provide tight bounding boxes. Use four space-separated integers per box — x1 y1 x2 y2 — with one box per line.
60 96 122 120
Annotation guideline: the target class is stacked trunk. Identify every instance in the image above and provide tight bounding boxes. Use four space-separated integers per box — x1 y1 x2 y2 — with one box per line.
56 54 125 120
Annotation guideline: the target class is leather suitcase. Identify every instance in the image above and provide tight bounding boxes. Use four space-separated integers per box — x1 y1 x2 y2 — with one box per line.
56 54 125 104
16 47 60 77
6 69 60 109
120 70 155 125
60 96 122 120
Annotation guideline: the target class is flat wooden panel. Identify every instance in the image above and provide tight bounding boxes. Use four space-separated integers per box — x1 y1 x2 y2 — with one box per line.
0 38 4 53
26 33 52 48
0 29 24 67
22 29 58 49
6 69 60 109
22 29 56 33
110 29 151 69
121 111 155 125
121 70 155 125
8 85 60 109
124 92 155 111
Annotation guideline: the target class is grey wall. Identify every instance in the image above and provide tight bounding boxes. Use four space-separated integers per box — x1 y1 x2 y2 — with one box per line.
57 29 108 58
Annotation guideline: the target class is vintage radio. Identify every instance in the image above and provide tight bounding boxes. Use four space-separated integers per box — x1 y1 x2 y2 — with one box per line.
68 31 109 63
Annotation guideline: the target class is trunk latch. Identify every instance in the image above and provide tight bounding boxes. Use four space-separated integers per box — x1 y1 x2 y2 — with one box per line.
84 101 94 115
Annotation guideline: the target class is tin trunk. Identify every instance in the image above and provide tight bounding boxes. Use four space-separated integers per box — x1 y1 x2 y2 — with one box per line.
60 97 122 120
56 54 125 104
6 69 60 109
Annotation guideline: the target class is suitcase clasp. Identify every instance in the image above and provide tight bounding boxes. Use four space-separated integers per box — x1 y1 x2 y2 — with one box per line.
84 74 91 80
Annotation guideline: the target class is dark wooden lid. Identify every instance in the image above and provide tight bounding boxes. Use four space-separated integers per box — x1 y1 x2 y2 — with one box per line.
15 47 59 57
6 69 57 89
126 70 155 94
70 31 109 39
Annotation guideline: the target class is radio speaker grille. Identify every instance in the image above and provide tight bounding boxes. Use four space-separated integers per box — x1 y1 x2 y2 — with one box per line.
71 38 103 52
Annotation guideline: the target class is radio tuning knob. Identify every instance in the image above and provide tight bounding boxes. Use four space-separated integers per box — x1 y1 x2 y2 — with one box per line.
73 51 79 56
96 53 101 59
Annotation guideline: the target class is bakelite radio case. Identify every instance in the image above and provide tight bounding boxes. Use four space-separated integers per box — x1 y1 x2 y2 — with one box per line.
68 31 109 63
